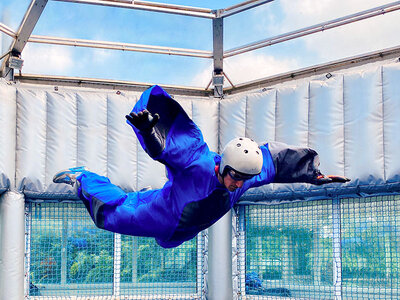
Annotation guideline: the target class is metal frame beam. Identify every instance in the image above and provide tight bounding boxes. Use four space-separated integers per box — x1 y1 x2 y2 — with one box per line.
0 22 16 38
52 0 215 19
1 0 48 78
220 0 274 18
2 0 398 90
212 15 224 97
28 35 213 58
52 0 274 19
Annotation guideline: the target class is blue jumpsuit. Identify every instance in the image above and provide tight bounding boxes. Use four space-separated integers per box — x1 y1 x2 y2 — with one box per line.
76 85 320 248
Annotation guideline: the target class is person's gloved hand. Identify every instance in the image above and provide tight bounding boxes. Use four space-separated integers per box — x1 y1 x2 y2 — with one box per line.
313 174 351 185
126 109 160 132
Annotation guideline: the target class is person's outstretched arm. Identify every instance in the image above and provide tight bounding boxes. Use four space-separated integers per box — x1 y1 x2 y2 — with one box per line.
126 86 209 170
267 141 350 185
126 109 163 157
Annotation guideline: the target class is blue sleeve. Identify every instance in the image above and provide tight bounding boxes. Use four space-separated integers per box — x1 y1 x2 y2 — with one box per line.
128 85 209 170
242 143 276 189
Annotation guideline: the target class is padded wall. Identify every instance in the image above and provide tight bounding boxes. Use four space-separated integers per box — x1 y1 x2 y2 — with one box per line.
11 84 219 197
222 61 400 202
0 80 16 190
1 59 400 201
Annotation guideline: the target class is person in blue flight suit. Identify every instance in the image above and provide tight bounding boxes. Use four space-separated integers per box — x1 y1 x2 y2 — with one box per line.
53 85 349 248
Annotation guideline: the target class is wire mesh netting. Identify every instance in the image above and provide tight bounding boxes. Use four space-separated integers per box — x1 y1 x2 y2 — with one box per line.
341 196 400 299
26 201 202 299
240 195 400 299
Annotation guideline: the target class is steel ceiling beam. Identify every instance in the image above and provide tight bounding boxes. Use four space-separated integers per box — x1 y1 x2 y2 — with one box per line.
0 23 16 38
220 0 274 18
52 0 216 18
28 35 213 58
212 14 224 97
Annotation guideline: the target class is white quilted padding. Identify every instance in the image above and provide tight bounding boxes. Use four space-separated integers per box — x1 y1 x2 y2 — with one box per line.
0 59 398 200
382 64 400 183
0 81 16 189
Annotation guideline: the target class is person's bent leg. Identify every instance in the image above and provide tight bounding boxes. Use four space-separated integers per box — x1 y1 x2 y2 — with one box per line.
76 171 173 239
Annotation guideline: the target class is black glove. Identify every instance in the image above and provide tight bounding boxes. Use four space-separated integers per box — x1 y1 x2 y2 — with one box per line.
313 174 351 185
125 109 160 132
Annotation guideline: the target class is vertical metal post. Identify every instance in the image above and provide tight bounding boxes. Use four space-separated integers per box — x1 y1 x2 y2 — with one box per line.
212 12 224 97
197 232 204 298
312 228 322 284
282 234 293 280
237 206 246 298
231 208 239 300
0 191 25 300
24 201 32 299
332 197 342 300
113 233 121 296
61 205 68 285
208 210 233 300
132 237 138 283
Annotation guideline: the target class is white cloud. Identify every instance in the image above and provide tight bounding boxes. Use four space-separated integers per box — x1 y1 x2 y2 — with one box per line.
224 54 300 84
192 53 300 86
22 44 74 75
190 61 213 87
278 0 400 60
91 48 114 64
279 0 393 27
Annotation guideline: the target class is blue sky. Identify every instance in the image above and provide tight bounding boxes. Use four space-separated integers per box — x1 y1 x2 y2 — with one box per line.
1 0 400 87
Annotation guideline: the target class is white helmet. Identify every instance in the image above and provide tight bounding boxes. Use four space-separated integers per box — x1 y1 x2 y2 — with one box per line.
219 137 263 180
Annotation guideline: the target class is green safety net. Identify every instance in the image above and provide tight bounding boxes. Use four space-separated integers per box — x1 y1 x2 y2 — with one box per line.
26 201 200 298
242 195 400 299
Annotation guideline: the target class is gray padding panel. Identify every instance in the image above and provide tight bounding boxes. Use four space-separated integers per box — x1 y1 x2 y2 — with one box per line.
46 91 78 192
219 95 246 151
343 68 384 186
382 64 400 183
246 89 276 144
309 76 344 176
275 84 309 146
191 99 219 152
16 88 47 192
0 81 15 189
76 92 108 176
106 93 138 191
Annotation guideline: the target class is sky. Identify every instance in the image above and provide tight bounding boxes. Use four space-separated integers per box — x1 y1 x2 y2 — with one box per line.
1 0 400 88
